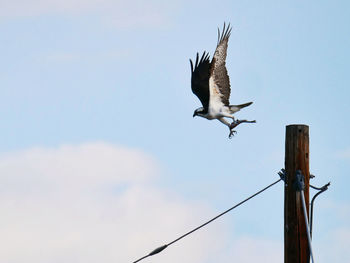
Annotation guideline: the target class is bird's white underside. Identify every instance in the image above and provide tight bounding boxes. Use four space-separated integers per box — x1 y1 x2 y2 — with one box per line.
206 76 232 120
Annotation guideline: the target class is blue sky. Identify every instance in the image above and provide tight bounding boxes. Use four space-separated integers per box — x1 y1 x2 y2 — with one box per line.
1 0 349 262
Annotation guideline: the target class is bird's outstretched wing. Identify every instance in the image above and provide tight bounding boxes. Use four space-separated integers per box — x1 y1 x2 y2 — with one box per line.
190 52 211 110
210 23 232 106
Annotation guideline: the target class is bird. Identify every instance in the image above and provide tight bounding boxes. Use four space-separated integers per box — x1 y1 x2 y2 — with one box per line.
190 23 256 138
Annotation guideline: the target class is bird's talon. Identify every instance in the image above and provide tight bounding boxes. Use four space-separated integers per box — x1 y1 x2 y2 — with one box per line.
229 129 237 138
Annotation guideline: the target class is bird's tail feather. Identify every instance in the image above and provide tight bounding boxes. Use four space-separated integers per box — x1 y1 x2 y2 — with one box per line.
229 102 253 113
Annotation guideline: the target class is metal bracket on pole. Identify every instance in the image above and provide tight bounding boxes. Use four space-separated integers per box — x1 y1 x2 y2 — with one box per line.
278 168 287 184
294 170 305 192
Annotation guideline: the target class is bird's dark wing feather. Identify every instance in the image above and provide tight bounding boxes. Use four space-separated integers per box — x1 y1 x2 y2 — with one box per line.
190 52 211 110
210 23 232 106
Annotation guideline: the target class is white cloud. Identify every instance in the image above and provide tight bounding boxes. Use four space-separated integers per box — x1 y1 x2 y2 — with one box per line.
0 143 157 194
0 0 179 29
0 142 226 263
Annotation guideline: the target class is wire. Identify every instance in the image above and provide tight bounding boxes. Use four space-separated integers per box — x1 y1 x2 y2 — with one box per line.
133 178 282 263
310 183 329 191
310 182 330 238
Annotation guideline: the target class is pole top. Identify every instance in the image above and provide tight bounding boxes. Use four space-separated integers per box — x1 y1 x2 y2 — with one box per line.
286 124 309 128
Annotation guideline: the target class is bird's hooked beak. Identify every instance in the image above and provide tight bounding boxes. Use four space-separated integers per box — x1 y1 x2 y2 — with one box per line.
193 112 197 117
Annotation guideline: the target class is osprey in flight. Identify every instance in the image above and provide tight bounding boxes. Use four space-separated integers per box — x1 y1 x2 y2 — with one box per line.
190 23 256 138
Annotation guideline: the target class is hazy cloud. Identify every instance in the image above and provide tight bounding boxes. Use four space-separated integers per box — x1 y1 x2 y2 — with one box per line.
0 0 179 28
335 147 350 160
40 49 133 64
317 227 350 262
226 237 283 263
0 142 225 263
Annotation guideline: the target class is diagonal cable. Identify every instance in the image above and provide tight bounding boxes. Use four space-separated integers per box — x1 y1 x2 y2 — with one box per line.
133 177 282 263
300 190 315 263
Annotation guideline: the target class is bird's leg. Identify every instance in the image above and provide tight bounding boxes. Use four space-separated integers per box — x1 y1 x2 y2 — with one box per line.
228 118 237 139
230 119 256 130
219 117 237 139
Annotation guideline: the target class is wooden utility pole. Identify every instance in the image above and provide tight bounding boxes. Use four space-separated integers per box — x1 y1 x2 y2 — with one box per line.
284 125 310 263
